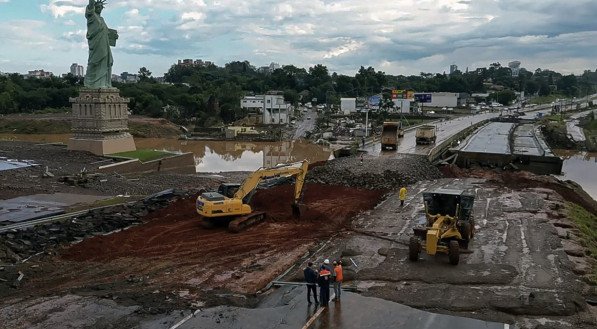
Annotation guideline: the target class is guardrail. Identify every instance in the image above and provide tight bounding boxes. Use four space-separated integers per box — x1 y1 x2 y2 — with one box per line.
427 119 492 162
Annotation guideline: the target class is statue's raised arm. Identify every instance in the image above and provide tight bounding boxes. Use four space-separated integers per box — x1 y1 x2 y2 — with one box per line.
84 0 114 89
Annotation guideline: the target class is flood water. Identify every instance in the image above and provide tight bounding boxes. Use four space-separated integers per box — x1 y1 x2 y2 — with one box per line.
553 150 597 201
0 134 333 172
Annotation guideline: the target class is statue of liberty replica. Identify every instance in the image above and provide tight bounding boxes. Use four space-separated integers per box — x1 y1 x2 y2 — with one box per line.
84 0 117 88
68 0 136 154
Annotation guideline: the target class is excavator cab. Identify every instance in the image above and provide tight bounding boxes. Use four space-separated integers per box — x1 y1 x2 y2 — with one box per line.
218 183 241 198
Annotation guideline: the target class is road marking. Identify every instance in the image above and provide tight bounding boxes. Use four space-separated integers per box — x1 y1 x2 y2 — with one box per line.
301 291 335 329
169 309 202 329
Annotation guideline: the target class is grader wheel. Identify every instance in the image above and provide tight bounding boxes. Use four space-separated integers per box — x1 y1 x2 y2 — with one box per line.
448 240 460 265
409 236 421 261
460 222 472 249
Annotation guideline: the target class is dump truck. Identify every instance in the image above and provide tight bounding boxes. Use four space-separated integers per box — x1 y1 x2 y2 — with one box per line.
415 125 437 145
408 188 475 265
196 160 308 232
380 121 404 150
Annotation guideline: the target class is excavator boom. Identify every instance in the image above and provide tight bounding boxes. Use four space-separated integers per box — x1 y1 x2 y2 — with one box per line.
196 160 309 232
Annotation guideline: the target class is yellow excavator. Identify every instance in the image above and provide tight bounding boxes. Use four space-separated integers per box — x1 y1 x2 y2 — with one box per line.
196 160 309 232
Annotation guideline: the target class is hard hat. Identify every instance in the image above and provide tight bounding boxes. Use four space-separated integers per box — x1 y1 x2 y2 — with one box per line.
324 259 330 264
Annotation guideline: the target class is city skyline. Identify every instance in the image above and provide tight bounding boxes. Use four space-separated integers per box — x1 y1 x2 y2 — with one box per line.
0 0 596 77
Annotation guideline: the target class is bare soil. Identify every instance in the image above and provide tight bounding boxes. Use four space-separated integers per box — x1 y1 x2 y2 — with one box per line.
1 184 385 313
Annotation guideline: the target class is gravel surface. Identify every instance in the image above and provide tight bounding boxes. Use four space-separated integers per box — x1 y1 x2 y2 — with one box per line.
307 155 444 190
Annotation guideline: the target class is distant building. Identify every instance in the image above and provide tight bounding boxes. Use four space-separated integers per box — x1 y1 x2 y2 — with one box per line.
176 59 213 67
414 92 459 108
449 64 458 75
240 92 290 125
70 63 85 77
257 62 281 74
27 70 53 79
475 67 487 75
341 98 357 115
508 61 521 77
121 72 139 83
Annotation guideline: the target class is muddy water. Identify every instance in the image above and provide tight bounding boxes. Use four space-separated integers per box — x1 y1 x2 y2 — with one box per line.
553 149 597 200
0 134 333 172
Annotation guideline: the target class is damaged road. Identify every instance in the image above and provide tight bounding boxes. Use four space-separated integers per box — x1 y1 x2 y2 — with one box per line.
290 177 596 328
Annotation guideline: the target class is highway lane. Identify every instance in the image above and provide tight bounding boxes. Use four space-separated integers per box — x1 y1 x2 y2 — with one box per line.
294 107 318 139
365 112 500 157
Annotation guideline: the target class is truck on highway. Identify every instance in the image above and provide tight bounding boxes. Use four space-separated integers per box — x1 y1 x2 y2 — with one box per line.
381 121 404 150
415 125 437 145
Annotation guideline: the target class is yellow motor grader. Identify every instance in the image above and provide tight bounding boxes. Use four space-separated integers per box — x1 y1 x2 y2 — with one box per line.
408 188 475 265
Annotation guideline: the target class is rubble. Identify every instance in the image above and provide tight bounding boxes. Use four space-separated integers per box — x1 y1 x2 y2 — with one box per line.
0 189 192 264
307 155 443 190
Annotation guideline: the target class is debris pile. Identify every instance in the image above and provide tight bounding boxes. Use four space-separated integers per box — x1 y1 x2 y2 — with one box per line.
307 156 443 190
0 189 191 264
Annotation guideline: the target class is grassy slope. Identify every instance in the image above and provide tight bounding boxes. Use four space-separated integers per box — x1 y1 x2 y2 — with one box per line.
567 202 597 283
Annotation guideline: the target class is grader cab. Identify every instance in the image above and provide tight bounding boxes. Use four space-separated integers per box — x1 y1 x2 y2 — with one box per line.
409 188 475 265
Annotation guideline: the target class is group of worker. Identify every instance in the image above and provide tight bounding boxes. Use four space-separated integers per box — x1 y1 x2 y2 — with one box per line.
303 258 343 307
301 187 406 307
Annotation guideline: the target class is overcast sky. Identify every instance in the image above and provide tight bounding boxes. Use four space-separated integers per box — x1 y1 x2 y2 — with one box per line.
0 0 596 77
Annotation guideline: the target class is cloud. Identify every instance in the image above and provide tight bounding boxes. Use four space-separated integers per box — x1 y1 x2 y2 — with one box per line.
40 0 86 18
13 0 597 76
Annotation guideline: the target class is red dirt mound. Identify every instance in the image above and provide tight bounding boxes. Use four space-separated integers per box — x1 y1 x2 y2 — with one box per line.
57 184 385 294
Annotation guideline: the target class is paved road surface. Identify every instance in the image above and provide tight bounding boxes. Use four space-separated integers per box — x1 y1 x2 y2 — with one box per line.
365 112 500 157
294 108 318 139
176 288 508 329
566 109 595 142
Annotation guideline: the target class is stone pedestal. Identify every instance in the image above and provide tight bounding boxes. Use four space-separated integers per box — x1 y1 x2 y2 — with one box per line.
68 88 136 155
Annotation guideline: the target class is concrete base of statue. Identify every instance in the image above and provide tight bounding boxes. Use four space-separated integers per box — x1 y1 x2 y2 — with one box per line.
67 88 136 156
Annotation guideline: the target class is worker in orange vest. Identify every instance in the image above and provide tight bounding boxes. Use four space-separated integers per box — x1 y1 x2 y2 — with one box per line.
333 260 343 301
399 186 407 207
318 260 331 306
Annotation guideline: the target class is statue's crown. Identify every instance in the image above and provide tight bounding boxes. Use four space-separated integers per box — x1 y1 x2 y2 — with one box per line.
96 0 107 6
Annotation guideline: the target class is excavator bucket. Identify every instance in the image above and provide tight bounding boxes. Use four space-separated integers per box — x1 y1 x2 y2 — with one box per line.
291 202 305 218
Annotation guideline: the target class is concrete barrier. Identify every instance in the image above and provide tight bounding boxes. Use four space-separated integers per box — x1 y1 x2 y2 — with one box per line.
98 152 196 175
427 119 491 162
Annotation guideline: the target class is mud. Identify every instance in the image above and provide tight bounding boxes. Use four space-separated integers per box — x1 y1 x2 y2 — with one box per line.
440 164 597 214
297 178 597 328
0 184 385 316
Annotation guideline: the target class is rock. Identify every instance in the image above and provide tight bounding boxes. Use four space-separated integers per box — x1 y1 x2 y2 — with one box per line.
561 240 586 257
554 227 570 239
341 248 361 257
567 256 592 275
377 248 389 256
551 219 575 229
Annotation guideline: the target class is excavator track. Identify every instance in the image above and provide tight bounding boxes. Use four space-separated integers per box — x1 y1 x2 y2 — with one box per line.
228 212 266 233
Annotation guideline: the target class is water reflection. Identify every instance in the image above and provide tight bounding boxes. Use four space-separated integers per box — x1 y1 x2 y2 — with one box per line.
553 149 597 201
0 134 333 173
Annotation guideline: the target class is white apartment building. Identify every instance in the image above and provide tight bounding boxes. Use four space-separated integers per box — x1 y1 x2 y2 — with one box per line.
240 94 290 125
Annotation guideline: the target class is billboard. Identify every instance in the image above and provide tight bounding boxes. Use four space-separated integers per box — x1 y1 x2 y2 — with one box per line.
414 93 432 103
368 95 381 108
392 90 415 100
392 89 404 99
